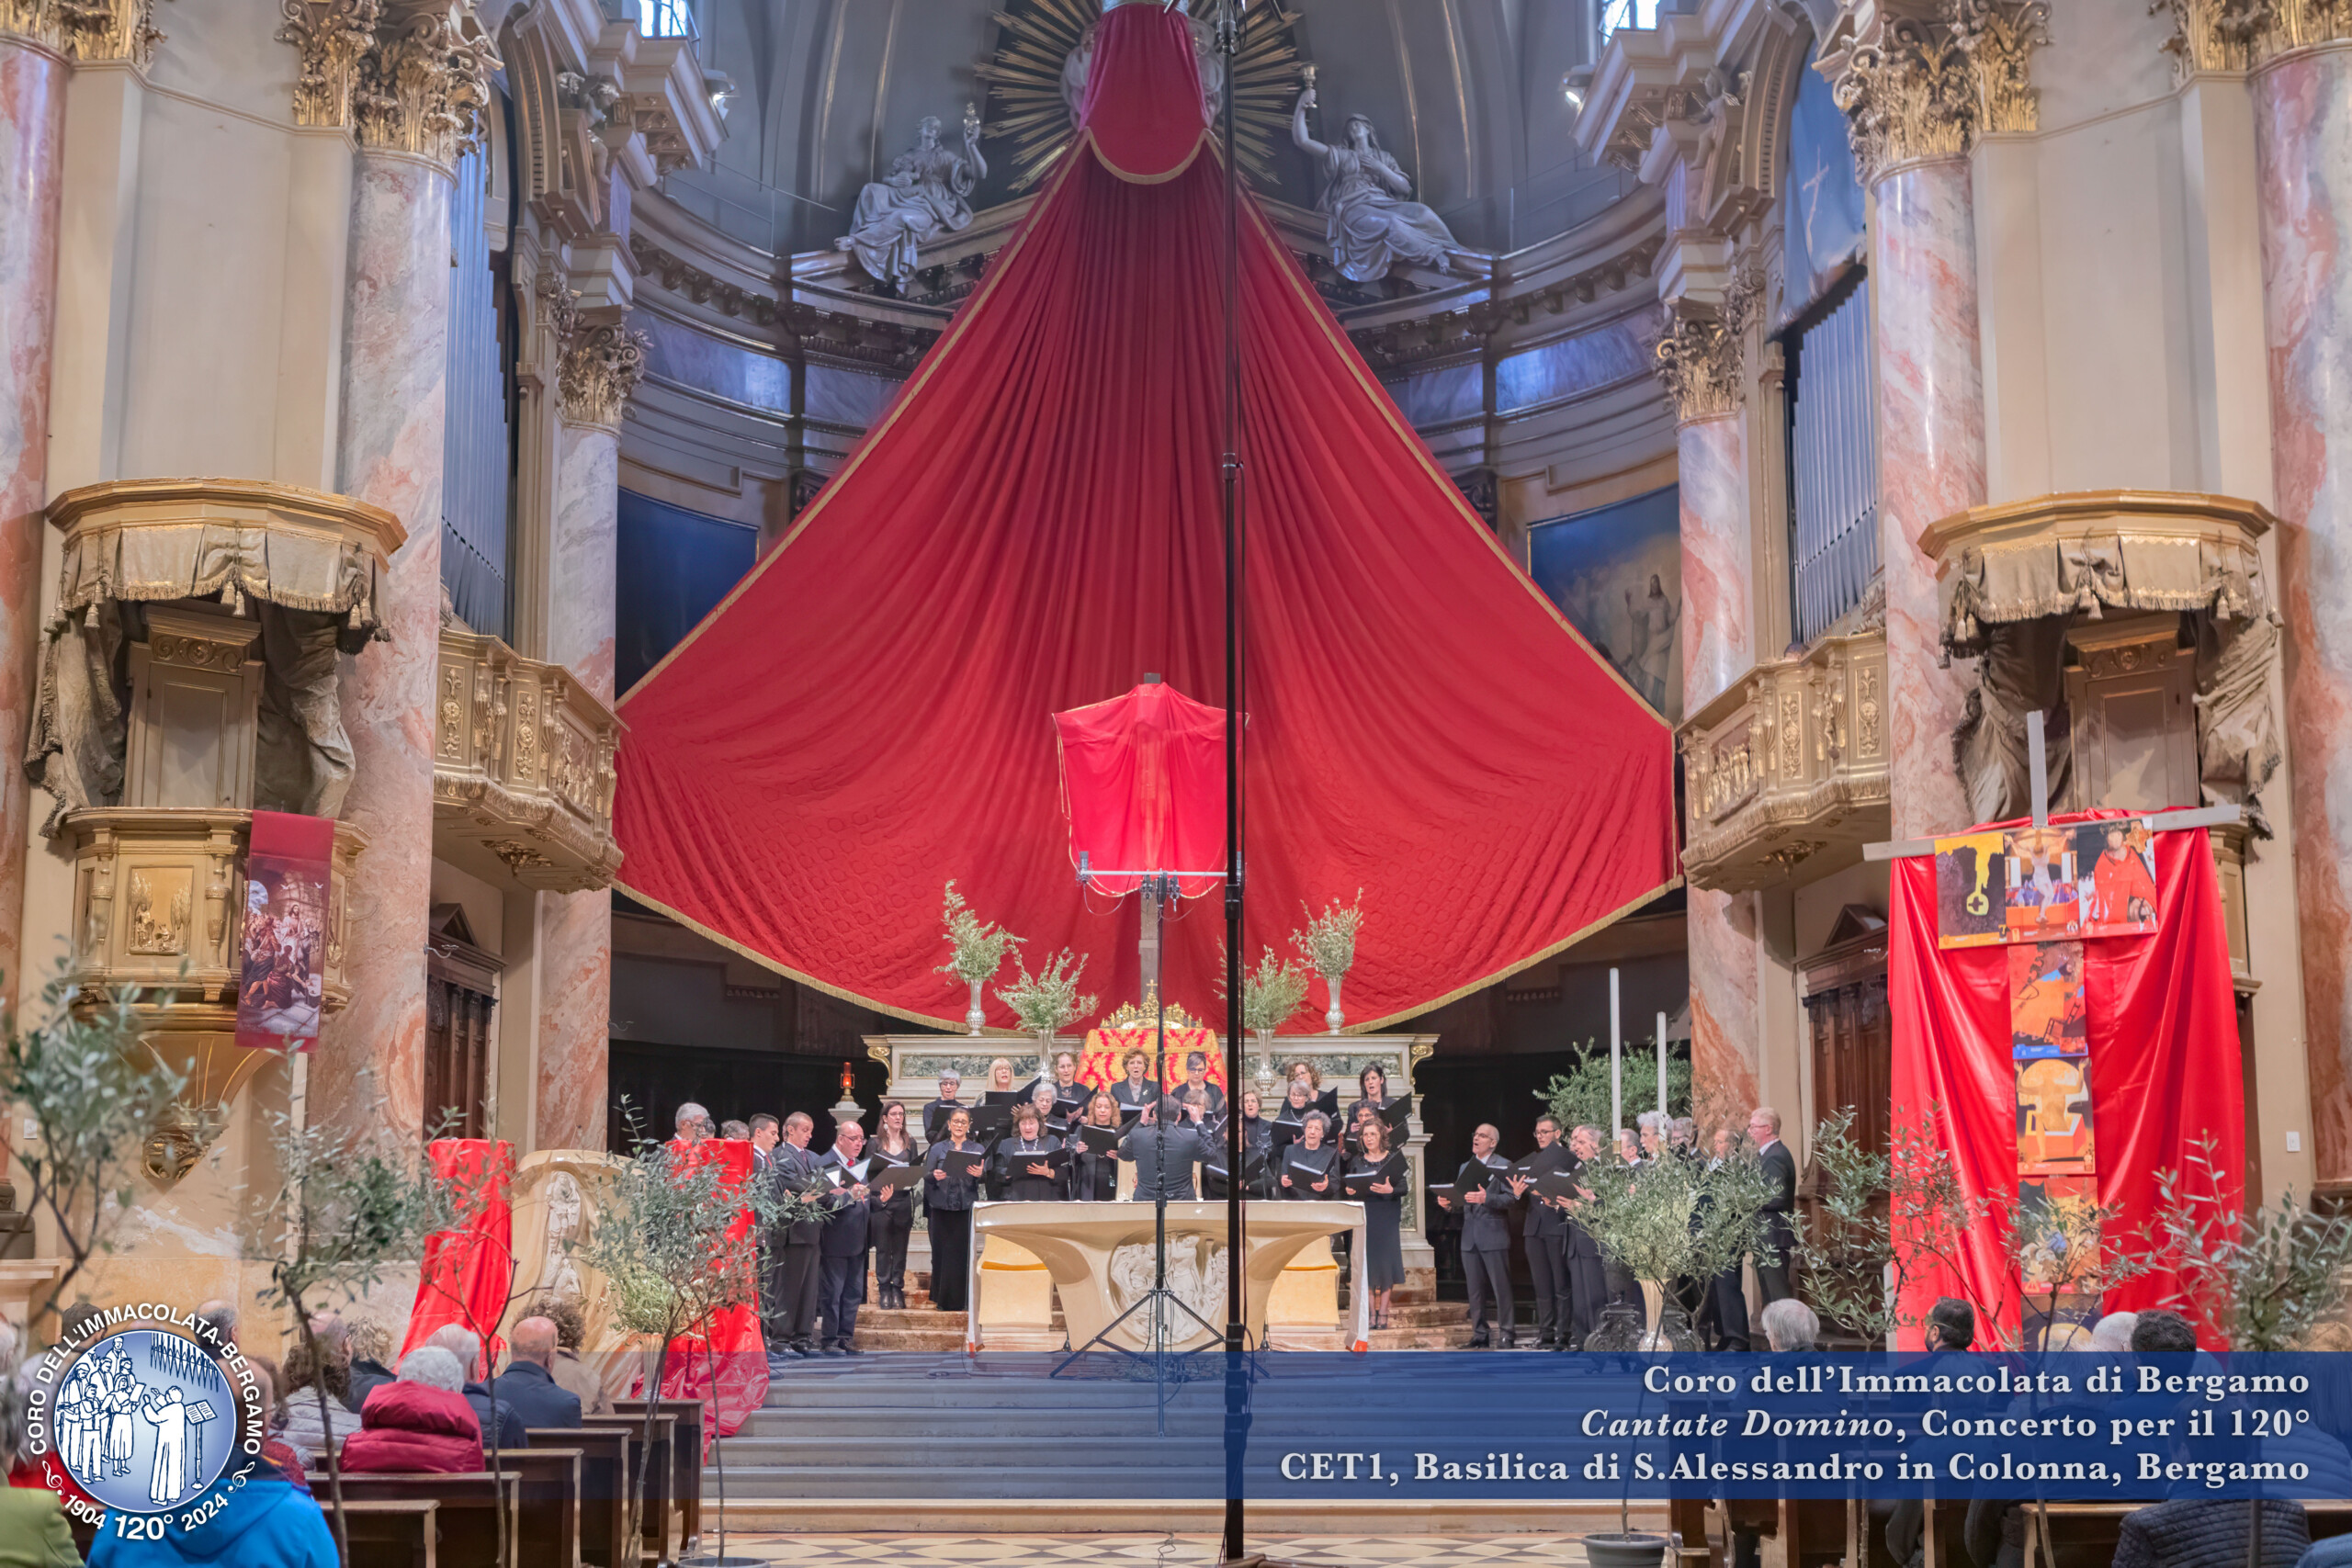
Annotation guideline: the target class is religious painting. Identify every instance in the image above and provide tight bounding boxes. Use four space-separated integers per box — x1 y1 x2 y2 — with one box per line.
235 811 335 1051
2015 1174 2103 1293
2015 1055 2095 1176
1527 486 1684 723
2002 825 2083 942
2007 941 2087 1058
2075 818 2160 938
1933 830 2009 947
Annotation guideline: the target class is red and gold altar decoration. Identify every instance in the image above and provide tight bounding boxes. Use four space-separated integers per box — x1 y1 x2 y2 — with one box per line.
1078 995 1223 1089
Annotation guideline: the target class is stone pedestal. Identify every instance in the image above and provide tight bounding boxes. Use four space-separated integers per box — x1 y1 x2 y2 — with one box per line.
1873 159 1986 840
325 152 453 1140
2254 42 2352 1189
0 34 65 1004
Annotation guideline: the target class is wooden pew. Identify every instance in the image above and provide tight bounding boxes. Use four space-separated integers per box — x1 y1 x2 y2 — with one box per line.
310 1472 517 1568
2021 1501 2352 1568
494 1447 580 1568
535 1427 628 1568
337 1497 441 1568
582 1411 675 1567
613 1398 705 1554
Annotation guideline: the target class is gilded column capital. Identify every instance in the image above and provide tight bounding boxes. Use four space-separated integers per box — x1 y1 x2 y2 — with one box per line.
1653 261 1760 425
539 271 647 430
6 0 172 66
2154 0 2352 78
1818 0 2050 184
277 0 495 170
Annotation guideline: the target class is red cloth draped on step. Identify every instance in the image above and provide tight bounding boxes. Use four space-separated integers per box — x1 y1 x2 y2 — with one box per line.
649 1136 767 1450
1887 809 2243 1348
399 1139 516 1376
610 3 1676 1033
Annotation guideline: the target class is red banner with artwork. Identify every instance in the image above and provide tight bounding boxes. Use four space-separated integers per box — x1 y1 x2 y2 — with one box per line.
236 811 335 1051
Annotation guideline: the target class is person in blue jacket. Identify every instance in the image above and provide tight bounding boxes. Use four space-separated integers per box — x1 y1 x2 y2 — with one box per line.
89 1370 336 1568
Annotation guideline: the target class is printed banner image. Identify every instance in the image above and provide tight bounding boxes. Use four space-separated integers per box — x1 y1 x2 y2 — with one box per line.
2015 1174 2103 1292
2008 941 2088 1058
2003 825 2083 942
761 1353 2350 1502
235 811 336 1051
2076 818 2161 938
2015 1055 2096 1176
1935 831 2010 947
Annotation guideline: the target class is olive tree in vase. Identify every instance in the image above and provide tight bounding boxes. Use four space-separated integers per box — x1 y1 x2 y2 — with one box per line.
997 948 1098 1051
936 881 1022 1035
1294 892 1364 1032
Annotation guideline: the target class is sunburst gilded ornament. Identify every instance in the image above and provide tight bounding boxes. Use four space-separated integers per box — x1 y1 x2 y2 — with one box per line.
974 0 1307 190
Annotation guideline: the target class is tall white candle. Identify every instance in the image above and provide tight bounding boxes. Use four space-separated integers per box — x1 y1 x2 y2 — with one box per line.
1657 1010 1669 1120
1609 967 1622 1137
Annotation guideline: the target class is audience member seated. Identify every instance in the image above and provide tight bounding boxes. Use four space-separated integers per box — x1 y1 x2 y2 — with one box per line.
89 1355 338 1568
426 1326 527 1450
2131 1309 2198 1353
343 1348 487 1473
533 1295 615 1417
1758 1298 1819 1352
243 1358 311 1495
2296 1537 2352 1568
341 1316 397 1414
192 1298 240 1350
277 1337 362 1469
487 1316 583 1429
2090 1310 2140 1351
2114 1499 2308 1568
0 1328 77 1568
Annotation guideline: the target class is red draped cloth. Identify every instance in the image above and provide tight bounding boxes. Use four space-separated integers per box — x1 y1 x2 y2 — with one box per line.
647 1136 767 1450
609 4 1675 1033
400 1139 516 1376
1887 809 2243 1348
1055 682 1227 898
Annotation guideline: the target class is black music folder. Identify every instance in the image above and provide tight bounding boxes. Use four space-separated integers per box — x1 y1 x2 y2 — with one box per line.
1053 1094 1089 1122
967 1103 1013 1144
868 1161 922 1196
1003 1145 1070 1176
1377 1095 1415 1130
1076 1124 1120 1156
1282 1146 1337 1193
922 1103 963 1142
1340 1163 1396 1199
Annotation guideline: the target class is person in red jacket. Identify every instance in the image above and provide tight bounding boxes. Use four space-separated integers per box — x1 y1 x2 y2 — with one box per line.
341 1347 485 1474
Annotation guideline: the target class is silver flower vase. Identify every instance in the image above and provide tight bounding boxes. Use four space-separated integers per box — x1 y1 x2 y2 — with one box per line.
965 979 986 1036
1323 974 1345 1032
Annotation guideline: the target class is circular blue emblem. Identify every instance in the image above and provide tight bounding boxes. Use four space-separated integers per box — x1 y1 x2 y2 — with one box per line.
52 1327 241 1515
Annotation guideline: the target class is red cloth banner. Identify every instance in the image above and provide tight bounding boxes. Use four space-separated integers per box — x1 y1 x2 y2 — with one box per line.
1078 1028 1223 1091
1055 682 1227 897
1889 810 2243 1348
236 810 335 1050
609 2 1676 1035
399 1139 516 1375
650 1136 767 1448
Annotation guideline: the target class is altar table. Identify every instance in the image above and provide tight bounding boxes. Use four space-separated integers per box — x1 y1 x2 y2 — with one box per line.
967 1200 1369 1353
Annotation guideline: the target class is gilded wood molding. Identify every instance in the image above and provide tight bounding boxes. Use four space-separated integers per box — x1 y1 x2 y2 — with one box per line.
433 626 622 892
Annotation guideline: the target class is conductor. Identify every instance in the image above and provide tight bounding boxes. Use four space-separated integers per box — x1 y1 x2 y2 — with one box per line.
1119 1094 1208 1201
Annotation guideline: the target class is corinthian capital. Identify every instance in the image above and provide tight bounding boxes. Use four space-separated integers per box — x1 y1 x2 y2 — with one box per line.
558 325 650 430
2154 0 2352 77
1653 262 1759 425
1817 0 2049 185
277 0 495 169
7 0 173 66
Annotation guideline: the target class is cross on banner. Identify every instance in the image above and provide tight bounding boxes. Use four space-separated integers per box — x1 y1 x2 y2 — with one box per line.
1866 713 2239 1335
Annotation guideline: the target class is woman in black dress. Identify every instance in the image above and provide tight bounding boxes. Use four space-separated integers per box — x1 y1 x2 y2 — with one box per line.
1278 1111 1339 1199
998 1106 1065 1201
1236 1089 1273 1198
923 1108 987 1312
869 1099 918 1309
1349 1114 1406 1328
1110 1048 1157 1111
1068 1090 1122 1200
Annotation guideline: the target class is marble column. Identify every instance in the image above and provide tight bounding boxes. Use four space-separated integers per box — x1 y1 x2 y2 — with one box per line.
0 33 64 1008
534 401 625 1150
322 152 452 1142
2253 41 2352 1188
1679 410 1762 1112
1871 159 1985 840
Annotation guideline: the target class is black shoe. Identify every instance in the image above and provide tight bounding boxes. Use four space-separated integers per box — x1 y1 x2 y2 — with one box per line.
1500 1337 1518 1349
820 1345 850 1357
1465 1337 1491 1349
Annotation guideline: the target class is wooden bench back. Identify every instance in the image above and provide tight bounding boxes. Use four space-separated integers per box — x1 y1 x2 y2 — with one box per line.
611 1397 707 1544
581 1412 677 1562
335 1497 440 1568
535 1426 628 1568
311 1472 514 1568
493 1448 580 1568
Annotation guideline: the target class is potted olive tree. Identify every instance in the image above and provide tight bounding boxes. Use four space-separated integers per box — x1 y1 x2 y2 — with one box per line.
996 947 1097 1055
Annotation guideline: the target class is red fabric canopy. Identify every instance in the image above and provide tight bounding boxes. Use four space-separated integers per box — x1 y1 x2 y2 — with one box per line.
611 4 1677 1032
1888 810 2243 1348
1055 681 1227 897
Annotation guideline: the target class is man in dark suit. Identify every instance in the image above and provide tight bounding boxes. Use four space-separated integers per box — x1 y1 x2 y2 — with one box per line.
1521 1116 1572 1348
768 1111 827 1358
1437 1123 1517 1348
1748 1106 1797 1303
817 1121 876 1355
1558 1125 1611 1348
1119 1095 1207 1201
486 1316 583 1428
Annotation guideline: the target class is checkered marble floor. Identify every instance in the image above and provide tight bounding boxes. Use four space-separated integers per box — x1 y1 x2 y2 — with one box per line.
707 1534 1590 1566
